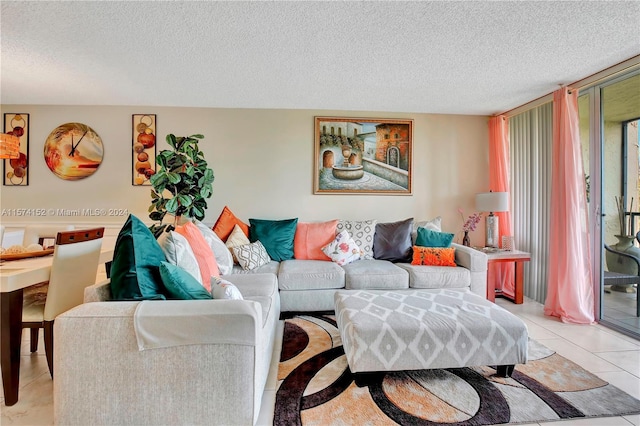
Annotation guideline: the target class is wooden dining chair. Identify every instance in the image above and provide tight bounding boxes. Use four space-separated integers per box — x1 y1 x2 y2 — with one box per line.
21 227 104 377
22 224 75 248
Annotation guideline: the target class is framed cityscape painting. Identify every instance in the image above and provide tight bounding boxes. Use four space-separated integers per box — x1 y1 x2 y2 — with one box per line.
313 117 413 195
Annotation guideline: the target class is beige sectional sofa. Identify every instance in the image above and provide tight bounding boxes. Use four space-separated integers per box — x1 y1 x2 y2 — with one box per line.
53 216 488 425
269 242 487 312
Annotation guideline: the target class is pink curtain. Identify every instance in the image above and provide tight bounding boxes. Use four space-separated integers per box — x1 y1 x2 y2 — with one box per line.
544 87 594 324
488 116 515 295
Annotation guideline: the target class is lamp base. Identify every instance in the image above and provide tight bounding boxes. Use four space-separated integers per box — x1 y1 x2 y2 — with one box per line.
486 214 499 248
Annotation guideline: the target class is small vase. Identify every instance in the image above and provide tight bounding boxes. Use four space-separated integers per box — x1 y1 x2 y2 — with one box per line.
462 231 471 247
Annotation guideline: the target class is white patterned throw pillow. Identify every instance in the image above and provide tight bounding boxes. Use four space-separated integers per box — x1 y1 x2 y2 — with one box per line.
321 230 361 266
232 241 271 271
412 216 442 244
211 277 244 300
336 219 377 260
225 224 251 264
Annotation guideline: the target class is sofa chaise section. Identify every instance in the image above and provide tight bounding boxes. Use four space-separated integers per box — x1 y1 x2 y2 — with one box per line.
54 273 280 426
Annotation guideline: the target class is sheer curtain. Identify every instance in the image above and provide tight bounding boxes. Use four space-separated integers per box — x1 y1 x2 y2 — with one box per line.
488 116 514 295
543 87 594 324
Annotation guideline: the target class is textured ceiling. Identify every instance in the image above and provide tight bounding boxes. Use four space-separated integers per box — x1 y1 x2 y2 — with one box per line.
1 1 639 115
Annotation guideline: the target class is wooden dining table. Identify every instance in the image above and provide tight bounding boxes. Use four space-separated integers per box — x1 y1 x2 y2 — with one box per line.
0 248 113 406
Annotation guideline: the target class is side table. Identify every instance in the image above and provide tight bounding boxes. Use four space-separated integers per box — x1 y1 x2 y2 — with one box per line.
479 249 531 304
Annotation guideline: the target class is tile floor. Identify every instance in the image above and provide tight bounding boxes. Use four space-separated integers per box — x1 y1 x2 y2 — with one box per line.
1 297 639 426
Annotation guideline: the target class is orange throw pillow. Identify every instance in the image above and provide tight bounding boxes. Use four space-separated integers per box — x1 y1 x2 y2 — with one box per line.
175 222 220 291
294 220 338 260
212 206 250 242
411 246 456 267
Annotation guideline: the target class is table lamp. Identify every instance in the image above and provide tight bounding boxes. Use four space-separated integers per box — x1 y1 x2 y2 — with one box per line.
476 191 509 248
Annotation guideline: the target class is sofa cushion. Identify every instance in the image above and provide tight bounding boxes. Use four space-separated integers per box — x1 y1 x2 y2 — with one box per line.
225 224 251 264
321 229 361 266
336 219 377 260
233 241 271 271
412 216 442 244
373 217 413 263
193 219 234 275
294 220 338 260
278 259 345 291
397 263 471 289
110 214 167 301
225 273 278 299
415 227 454 248
412 246 456 266
159 262 212 300
156 230 202 286
343 259 409 290
175 221 219 291
249 218 298 262
212 205 250 241
230 261 280 275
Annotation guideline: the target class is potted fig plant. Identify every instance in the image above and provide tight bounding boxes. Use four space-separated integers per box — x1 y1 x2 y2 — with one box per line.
148 133 214 237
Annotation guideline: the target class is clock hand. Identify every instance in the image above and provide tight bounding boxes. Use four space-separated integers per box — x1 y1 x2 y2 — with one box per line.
69 134 75 156
69 129 88 156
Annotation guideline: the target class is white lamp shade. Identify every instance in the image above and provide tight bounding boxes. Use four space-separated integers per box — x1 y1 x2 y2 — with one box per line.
476 192 509 213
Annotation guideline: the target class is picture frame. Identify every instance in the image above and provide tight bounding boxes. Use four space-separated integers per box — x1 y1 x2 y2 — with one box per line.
314 117 413 195
132 114 157 185
3 113 29 186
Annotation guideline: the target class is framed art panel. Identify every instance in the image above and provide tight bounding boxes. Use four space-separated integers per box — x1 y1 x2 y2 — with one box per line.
3 113 29 186
314 117 413 195
132 114 157 185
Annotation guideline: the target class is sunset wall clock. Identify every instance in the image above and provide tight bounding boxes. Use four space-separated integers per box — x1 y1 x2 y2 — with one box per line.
44 122 104 180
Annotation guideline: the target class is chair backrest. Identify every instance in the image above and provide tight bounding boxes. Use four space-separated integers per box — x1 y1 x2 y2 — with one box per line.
23 224 75 248
43 227 104 321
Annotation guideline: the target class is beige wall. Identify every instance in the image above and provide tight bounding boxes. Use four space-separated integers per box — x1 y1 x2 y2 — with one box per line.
0 105 490 245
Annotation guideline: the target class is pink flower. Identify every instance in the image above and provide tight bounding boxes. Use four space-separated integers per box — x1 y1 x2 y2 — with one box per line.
339 242 349 253
459 209 482 232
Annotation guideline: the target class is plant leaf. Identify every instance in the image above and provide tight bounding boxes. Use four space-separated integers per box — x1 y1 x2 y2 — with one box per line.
165 197 179 214
166 172 181 184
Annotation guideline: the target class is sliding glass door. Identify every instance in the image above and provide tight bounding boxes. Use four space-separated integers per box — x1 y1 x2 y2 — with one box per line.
582 71 640 337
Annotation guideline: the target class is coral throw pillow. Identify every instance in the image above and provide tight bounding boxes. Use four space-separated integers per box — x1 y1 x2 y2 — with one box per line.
411 246 456 267
212 206 250 242
294 220 338 260
175 221 220 291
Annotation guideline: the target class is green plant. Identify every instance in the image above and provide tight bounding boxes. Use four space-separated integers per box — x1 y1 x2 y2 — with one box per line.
148 134 214 235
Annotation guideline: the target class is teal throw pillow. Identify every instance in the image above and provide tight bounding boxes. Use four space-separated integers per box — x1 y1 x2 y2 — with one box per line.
110 214 167 300
415 227 454 248
159 262 212 300
249 218 298 261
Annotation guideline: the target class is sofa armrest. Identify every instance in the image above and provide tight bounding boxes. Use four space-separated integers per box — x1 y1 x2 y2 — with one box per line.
54 299 267 425
452 243 487 272
452 243 488 298
84 278 112 302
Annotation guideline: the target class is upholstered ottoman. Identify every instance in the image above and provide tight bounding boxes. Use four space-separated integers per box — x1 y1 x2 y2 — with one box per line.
334 289 528 383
